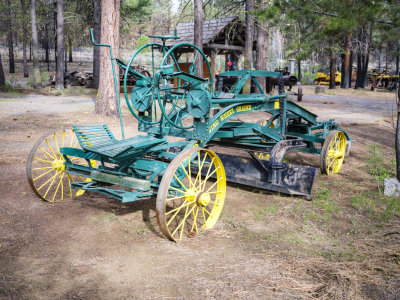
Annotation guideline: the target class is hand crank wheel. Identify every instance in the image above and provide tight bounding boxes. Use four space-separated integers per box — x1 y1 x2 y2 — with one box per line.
156 148 226 241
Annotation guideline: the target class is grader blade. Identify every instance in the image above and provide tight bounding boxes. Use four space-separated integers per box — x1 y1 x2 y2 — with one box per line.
217 153 317 199
216 139 318 199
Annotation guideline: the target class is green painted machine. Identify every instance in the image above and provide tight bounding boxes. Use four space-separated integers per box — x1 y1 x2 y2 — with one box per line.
26 31 351 241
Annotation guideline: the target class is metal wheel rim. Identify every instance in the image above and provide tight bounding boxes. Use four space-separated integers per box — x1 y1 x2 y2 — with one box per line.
321 130 346 175
156 148 226 241
26 129 89 202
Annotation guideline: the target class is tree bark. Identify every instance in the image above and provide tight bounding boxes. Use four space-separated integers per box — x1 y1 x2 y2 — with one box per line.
244 0 254 94
329 48 336 89
31 0 41 88
194 0 203 78
68 37 73 62
397 87 400 180
297 60 301 82
348 51 353 88
64 44 68 72
6 0 15 74
0 53 5 87
95 0 120 116
55 0 64 89
45 21 50 71
93 0 101 89
341 33 352 88
21 0 29 78
255 0 268 94
396 43 399 76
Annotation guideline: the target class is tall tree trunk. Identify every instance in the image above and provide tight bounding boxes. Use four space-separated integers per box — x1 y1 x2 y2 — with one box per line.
244 0 254 94
0 53 5 87
396 87 400 180
55 0 64 89
45 21 50 71
31 0 41 88
396 43 399 76
348 51 353 88
92 0 101 89
194 0 203 78
21 0 29 78
68 37 73 62
297 60 301 82
255 0 268 94
6 0 15 74
64 45 68 72
95 0 120 116
329 48 336 89
54 2 58 71
341 33 352 88
355 52 362 89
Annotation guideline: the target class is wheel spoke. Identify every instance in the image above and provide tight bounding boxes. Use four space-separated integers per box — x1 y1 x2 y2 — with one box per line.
52 172 65 202
180 162 194 189
166 200 188 226
33 168 55 181
190 206 199 233
45 138 58 158
62 130 66 148
173 174 188 191
32 166 53 171
166 195 185 202
193 152 207 189
201 166 219 191
179 204 191 240
34 157 53 164
43 170 61 199
67 174 74 198
206 177 222 193
37 170 59 191
54 133 60 153
168 186 185 194
171 203 196 238
165 200 192 216
38 147 56 160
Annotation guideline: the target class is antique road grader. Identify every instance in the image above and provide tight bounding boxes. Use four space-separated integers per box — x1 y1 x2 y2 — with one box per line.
26 31 351 241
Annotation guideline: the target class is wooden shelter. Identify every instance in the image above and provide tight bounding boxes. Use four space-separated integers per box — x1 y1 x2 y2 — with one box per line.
165 17 255 82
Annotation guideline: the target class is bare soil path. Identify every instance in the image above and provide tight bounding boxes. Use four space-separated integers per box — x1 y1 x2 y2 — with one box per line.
0 89 399 299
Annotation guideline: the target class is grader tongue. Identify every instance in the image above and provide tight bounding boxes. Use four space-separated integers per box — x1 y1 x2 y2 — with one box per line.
26 30 350 241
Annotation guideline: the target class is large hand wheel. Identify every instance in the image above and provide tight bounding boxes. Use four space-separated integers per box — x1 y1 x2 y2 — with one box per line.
27 129 92 202
320 130 346 175
123 43 181 124
156 148 226 241
155 43 213 129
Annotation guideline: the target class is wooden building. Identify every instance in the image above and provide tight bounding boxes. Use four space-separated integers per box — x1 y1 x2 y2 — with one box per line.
164 17 255 82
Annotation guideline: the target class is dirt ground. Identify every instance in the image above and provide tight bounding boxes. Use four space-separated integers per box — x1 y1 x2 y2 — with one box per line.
1 75 400 298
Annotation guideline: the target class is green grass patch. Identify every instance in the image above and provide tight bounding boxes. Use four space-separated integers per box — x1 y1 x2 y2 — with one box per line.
26 71 50 86
365 144 395 183
254 202 280 220
351 192 400 222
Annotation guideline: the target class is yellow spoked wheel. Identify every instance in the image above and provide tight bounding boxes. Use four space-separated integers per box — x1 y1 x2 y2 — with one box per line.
156 148 226 242
27 129 93 202
320 130 346 175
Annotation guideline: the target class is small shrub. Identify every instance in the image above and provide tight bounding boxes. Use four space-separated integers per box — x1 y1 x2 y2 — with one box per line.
136 35 150 52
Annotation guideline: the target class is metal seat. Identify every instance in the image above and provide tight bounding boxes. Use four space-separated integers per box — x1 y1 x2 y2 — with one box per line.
73 124 165 158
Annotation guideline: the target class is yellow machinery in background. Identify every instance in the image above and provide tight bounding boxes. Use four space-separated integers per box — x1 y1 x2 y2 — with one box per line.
314 71 341 85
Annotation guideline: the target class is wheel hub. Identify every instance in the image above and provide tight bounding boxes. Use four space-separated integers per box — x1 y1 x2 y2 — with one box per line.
196 192 211 207
184 188 197 203
52 158 65 172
